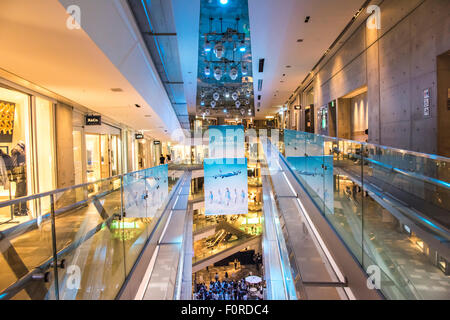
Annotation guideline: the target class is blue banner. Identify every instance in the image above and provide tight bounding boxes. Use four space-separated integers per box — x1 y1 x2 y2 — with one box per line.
204 158 248 215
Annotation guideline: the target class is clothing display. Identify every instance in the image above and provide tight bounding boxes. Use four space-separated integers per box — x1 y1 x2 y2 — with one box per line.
10 141 28 216
0 149 12 189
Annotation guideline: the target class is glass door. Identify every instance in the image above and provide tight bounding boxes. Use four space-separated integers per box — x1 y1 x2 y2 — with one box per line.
100 134 110 179
110 134 119 176
85 133 101 183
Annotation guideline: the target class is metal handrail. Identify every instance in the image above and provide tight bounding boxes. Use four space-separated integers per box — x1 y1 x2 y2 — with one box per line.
0 166 157 209
282 130 450 162
0 168 183 300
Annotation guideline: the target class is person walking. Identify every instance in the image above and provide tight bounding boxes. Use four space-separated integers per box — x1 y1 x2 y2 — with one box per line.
159 154 165 165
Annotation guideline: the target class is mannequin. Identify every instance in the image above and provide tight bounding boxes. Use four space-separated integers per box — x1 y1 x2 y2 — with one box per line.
11 141 28 216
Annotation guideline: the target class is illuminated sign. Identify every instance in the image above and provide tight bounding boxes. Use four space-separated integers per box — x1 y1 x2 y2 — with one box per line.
135 133 144 140
85 115 101 125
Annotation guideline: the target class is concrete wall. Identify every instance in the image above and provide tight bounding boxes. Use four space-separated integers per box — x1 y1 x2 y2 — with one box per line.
310 0 450 155
437 51 450 157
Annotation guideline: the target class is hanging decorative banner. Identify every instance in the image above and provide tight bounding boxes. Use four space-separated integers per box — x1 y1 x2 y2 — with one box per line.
204 157 248 215
208 125 245 159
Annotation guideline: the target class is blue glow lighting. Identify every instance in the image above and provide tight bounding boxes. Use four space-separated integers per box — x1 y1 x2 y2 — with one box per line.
220 0 229 5
239 46 246 52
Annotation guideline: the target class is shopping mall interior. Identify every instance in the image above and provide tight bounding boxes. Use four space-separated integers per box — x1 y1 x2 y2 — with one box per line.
0 0 448 303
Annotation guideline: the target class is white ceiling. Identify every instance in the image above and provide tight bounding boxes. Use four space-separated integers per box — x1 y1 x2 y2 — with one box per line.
0 0 179 140
248 0 365 118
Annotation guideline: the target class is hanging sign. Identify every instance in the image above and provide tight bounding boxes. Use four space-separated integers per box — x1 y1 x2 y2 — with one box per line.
85 115 101 126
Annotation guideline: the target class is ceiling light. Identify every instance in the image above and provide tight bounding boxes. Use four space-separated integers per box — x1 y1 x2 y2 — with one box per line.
204 40 212 52
241 64 248 75
213 92 220 101
204 64 211 76
229 67 238 80
240 108 245 115
223 108 227 113
239 40 246 52
235 100 241 108
214 66 223 80
220 0 229 5
224 91 230 98
210 101 216 108
245 91 251 98
205 109 210 115
232 92 238 101
245 99 249 105
200 100 205 106
214 42 225 59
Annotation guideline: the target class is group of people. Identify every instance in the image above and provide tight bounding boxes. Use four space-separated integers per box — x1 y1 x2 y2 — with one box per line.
208 188 247 206
159 153 171 165
194 275 264 300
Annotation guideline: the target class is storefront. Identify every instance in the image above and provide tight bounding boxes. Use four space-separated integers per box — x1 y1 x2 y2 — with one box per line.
0 78 165 228
72 111 123 183
0 83 56 224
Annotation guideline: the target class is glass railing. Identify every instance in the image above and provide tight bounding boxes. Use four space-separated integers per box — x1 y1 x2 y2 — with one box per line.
272 129 450 300
0 164 180 300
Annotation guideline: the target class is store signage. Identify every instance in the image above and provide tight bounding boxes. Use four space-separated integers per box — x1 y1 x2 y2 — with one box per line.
135 133 144 140
423 88 431 117
154 140 161 145
85 115 101 125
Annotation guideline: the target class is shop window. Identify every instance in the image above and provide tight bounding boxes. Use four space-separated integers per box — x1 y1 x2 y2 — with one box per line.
0 86 31 224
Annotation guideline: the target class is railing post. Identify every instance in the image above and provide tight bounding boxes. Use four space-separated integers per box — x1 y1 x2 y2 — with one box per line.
49 194 60 300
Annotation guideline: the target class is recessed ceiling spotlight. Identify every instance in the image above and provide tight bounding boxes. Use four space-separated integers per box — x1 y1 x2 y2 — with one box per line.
210 101 216 108
224 91 230 98
135 104 141 108
286 65 291 68
235 100 241 108
297 39 304 42
144 114 152 117
232 92 239 101
111 88 123 92
304 16 310 23
213 92 220 101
